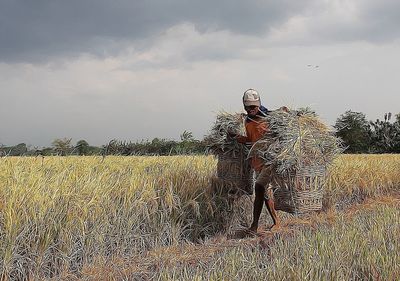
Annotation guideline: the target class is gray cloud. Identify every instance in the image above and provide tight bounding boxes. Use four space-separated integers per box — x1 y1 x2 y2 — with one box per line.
3 1 400 63
357 0 400 42
305 0 400 44
0 0 310 62
2 1 400 147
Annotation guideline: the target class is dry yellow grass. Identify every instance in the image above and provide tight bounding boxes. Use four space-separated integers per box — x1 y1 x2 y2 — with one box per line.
325 154 400 209
0 154 399 279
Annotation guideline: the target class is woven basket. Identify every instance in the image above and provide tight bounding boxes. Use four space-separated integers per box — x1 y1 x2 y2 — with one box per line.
273 187 323 214
268 168 326 214
216 152 253 195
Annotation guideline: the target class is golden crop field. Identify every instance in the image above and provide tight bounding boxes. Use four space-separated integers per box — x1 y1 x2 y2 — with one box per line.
0 154 399 280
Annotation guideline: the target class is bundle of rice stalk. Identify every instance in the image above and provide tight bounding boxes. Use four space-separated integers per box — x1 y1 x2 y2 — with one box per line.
249 108 343 213
204 111 247 157
250 108 342 177
205 112 253 197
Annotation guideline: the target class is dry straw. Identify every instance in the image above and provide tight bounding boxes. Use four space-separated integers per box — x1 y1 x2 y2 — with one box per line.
250 108 343 213
250 108 342 177
204 111 247 157
206 108 343 214
204 112 253 196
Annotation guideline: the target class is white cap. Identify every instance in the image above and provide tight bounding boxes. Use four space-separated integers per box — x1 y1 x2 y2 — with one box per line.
243 89 261 106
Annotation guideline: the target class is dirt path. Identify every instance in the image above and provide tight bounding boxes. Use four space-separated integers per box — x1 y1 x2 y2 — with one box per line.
79 193 400 280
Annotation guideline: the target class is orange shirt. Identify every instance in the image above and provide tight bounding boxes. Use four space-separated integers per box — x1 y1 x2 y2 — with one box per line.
237 117 268 172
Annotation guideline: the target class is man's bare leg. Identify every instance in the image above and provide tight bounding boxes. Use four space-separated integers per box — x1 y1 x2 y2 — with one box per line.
265 198 280 229
248 183 265 233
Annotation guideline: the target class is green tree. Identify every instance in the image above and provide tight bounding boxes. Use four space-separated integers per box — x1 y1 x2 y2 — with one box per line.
13 143 28 156
87 145 102 155
76 140 90 155
42 147 55 156
52 138 72 156
370 112 400 153
334 110 371 153
176 130 206 154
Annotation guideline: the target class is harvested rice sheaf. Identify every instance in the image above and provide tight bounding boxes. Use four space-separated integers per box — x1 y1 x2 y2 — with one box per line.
204 111 247 157
205 112 253 196
250 108 343 176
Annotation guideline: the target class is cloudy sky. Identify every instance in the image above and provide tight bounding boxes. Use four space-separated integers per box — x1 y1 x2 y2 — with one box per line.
1 0 399 147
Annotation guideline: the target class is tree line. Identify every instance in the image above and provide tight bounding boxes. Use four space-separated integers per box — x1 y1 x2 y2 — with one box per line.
0 131 207 156
335 111 400 153
1 111 400 156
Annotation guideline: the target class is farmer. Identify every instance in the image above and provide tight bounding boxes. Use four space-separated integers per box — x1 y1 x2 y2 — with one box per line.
230 89 288 233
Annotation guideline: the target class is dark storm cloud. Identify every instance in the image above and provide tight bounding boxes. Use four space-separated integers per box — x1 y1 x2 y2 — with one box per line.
2 0 400 63
0 0 310 62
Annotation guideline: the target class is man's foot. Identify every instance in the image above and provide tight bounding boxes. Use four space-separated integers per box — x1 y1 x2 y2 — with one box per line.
246 225 258 235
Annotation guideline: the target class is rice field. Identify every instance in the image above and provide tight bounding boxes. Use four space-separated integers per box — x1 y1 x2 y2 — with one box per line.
157 203 400 280
0 154 399 280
